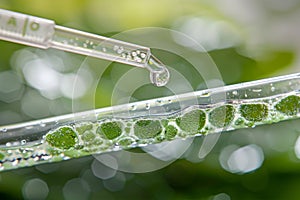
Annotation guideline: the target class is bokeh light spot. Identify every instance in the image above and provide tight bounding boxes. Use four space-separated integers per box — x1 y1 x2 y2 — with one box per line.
22 178 49 200
220 144 264 174
91 156 117 180
63 178 91 200
103 172 126 192
0 70 24 103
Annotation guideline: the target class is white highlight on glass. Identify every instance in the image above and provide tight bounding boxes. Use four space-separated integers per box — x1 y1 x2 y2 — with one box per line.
294 136 300 159
220 144 264 174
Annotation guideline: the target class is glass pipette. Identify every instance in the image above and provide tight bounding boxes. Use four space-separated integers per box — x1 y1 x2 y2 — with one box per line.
0 9 169 86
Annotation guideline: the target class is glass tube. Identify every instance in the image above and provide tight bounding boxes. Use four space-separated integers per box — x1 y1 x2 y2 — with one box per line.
0 72 300 171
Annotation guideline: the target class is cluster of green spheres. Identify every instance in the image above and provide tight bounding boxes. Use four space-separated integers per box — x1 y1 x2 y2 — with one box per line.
0 95 300 171
14 95 295 161
44 95 300 152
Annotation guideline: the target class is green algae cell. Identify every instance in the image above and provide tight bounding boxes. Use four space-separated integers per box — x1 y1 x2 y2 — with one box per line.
0 152 4 160
240 103 268 122
118 138 135 147
165 125 178 139
275 95 300 116
76 123 93 135
47 147 62 156
46 127 77 150
81 130 96 142
97 122 122 140
82 138 103 152
134 120 162 139
160 119 169 127
209 105 235 128
176 109 206 134
63 149 88 158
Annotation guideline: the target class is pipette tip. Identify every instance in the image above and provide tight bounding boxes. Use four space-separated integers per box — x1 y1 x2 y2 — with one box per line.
146 54 170 87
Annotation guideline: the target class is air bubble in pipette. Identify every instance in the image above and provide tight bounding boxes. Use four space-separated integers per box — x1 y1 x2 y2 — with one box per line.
271 87 275 92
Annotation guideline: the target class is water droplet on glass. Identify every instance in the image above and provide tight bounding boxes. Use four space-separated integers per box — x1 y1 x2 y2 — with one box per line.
234 118 244 126
149 70 170 87
131 51 137 57
252 89 262 93
12 160 19 166
113 45 119 51
40 122 46 127
271 87 275 92
131 105 137 111
0 128 7 133
13 141 19 146
140 53 146 58
21 149 27 153
145 103 150 110
117 49 123 54
268 99 273 104
147 55 170 87
26 126 33 130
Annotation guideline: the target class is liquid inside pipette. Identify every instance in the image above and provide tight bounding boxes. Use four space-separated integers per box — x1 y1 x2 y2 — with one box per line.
51 26 171 87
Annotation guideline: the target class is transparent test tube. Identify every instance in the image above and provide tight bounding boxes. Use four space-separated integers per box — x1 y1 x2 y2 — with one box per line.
1 72 300 170
0 9 170 86
1 72 300 148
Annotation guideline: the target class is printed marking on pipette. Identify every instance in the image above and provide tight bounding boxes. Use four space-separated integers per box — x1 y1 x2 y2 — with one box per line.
22 18 29 36
7 16 16 26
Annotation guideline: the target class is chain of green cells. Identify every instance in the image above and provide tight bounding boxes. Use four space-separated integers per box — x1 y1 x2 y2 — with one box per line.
0 95 299 171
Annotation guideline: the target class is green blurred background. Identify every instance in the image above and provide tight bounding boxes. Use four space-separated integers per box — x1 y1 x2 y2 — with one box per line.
1 0 300 199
